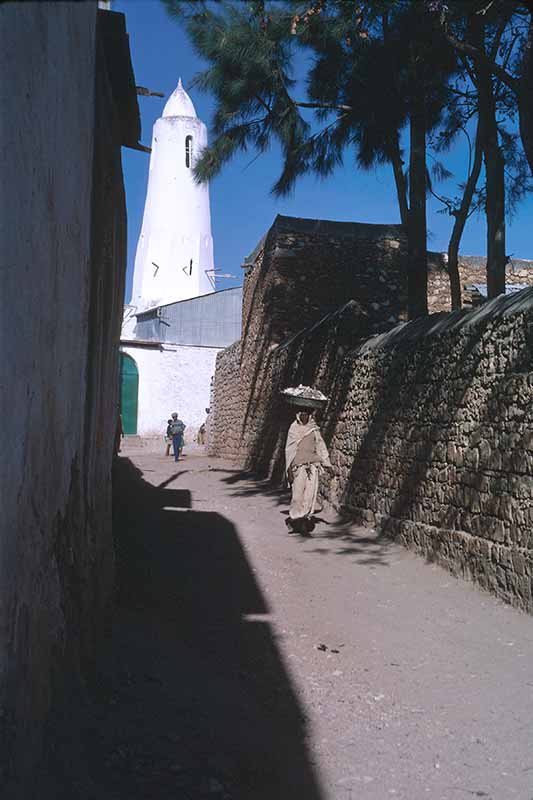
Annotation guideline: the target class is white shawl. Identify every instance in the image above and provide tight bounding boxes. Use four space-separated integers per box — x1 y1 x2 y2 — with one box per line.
285 416 332 475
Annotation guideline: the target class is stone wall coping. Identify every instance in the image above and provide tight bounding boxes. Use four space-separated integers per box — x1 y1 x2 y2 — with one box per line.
427 251 533 272
358 287 533 355
272 214 405 239
243 214 406 265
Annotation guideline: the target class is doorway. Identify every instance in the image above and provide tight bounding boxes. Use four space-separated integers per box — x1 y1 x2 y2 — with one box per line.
119 352 138 434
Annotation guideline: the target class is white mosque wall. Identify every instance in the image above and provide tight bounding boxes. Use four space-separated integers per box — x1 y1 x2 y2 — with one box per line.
121 304 138 338
120 344 219 440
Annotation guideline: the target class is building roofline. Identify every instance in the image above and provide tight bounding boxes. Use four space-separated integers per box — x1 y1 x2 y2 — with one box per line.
97 10 141 149
243 214 405 264
272 213 404 237
135 285 243 317
120 338 229 350
120 339 162 348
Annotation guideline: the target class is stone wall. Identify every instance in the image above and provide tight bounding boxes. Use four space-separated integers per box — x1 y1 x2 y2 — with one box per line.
0 5 133 792
230 215 408 467
242 215 407 347
208 341 242 459
326 292 533 612
427 253 533 312
211 287 533 612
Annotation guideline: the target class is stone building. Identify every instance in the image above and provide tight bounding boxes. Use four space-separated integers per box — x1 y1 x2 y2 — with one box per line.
209 214 533 612
0 4 140 793
427 252 533 312
120 81 242 443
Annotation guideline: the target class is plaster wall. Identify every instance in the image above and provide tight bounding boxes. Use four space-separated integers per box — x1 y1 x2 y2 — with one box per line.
122 304 138 338
0 5 96 783
131 113 213 310
0 3 128 789
120 344 218 440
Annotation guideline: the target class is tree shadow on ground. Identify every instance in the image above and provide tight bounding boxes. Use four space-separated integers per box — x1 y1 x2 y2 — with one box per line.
304 521 395 567
220 469 291 505
213 468 393 568
41 456 325 800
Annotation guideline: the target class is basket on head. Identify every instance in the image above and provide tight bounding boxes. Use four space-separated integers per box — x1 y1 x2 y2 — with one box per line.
281 385 328 410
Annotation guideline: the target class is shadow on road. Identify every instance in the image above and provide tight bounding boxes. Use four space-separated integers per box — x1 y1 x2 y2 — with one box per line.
213 467 393 568
306 522 394 566
42 456 325 800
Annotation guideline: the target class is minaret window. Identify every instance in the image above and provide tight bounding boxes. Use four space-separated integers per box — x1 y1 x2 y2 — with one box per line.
185 135 193 168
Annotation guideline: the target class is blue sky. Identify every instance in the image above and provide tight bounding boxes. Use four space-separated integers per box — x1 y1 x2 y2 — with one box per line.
117 0 533 303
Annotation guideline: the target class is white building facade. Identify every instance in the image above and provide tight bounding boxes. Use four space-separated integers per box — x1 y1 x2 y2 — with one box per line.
121 80 241 442
119 340 219 439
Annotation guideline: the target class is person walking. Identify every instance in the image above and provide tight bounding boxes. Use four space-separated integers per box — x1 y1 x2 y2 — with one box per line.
164 419 173 457
285 408 332 535
169 412 186 462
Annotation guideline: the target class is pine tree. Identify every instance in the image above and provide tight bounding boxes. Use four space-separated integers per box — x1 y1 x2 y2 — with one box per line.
430 0 532 299
162 2 466 317
434 0 533 177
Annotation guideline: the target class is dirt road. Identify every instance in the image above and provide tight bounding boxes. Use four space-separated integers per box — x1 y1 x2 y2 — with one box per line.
43 445 533 800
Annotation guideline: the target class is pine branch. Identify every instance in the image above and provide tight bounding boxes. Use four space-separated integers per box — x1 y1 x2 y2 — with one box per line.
294 100 353 111
443 30 518 92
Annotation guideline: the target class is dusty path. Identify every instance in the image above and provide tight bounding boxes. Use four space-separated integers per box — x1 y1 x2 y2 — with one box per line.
43 445 533 800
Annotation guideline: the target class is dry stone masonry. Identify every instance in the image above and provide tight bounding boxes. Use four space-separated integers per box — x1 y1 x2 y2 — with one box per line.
427 252 533 312
210 215 533 612
326 293 533 612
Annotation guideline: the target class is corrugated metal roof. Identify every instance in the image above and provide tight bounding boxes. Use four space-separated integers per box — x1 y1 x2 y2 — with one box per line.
133 287 242 348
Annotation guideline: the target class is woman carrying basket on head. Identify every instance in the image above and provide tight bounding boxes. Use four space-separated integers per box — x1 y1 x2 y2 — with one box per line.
284 402 333 535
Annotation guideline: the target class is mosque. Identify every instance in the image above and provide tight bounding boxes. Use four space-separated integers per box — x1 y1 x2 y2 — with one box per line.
120 79 242 441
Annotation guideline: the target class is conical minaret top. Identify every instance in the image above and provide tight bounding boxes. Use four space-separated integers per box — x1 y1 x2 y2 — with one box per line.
131 78 214 310
162 77 197 118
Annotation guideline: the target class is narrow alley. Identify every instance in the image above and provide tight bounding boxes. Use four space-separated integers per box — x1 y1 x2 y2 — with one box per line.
43 444 533 800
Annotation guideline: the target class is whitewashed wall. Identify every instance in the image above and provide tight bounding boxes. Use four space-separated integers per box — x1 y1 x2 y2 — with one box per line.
1 2 127 789
121 304 138 338
120 344 219 440
131 82 214 310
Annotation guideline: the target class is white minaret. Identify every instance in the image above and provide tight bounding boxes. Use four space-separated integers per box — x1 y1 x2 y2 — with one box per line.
131 79 214 310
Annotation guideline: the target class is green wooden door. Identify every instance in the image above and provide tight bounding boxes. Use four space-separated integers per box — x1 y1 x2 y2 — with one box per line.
120 353 138 434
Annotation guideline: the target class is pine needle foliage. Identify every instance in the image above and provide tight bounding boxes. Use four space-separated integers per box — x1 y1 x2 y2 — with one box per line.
162 1 456 198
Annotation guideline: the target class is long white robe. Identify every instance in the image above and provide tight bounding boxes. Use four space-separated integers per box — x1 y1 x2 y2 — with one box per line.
285 418 332 520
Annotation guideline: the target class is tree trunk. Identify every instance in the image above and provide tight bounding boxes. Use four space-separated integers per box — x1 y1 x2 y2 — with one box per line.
478 93 506 299
407 72 428 319
390 132 409 228
518 17 533 178
447 121 484 311
473 24 506 299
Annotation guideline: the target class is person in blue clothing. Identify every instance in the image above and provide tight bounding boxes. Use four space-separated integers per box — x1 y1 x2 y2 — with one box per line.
169 412 186 462
164 418 173 457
